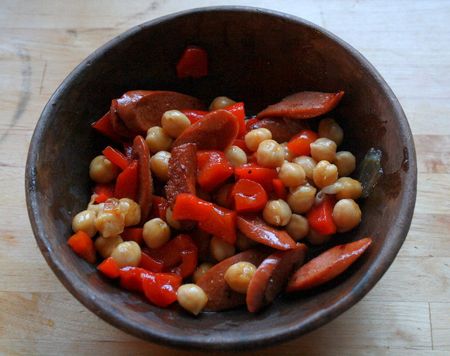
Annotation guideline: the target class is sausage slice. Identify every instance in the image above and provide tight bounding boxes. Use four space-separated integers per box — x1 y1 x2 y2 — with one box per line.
247 118 309 143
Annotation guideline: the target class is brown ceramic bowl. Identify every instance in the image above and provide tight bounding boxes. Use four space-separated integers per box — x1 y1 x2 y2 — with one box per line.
26 7 416 350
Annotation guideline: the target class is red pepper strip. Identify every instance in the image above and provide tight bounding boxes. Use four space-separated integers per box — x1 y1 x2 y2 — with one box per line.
173 194 237 244
287 238 372 292
93 183 115 203
142 272 182 307
234 164 278 193
231 179 267 213
176 46 208 79
121 227 143 245
224 102 246 138
272 179 287 200
245 117 259 131
181 109 208 124
237 215 296 250
150 195 169 220
119 267 147 292
197 150 234 192
232 138 251 154
139 252 164 272
91 111 123 143
307 196 337 235
102 146 129 170
67 231 96 264
146 235 198 278
287 129 318 156
114 160 138 200
97 257 120 278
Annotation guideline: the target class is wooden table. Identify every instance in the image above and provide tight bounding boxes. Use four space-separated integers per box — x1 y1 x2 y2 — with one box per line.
1 1 449 354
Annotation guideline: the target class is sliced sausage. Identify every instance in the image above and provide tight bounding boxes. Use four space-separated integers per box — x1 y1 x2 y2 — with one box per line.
246 243 307 312
257 91 344 120
132 135 153 223
247 118 309 143
116 90 205 135
196 249 269 311
110 100 137 139
287 237 372 292
237 215 296 250
165 143 197 207
173 110 239 150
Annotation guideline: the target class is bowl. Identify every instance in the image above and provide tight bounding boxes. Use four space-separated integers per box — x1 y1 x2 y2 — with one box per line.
26 6 417 350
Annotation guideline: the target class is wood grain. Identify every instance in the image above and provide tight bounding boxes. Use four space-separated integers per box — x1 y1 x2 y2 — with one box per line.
1 0 449 354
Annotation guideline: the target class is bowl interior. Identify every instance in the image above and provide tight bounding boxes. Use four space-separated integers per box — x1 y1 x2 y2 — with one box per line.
26 7 416 350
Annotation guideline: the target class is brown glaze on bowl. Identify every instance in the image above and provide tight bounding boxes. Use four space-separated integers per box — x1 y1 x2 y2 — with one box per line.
25 7 417 350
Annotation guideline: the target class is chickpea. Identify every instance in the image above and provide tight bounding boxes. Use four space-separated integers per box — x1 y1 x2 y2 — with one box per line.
336 177 362 200
313 160 338 189
210 236 235 261
236 232 257 251
279 162 306 187
177 284 208 315
310 137 337 162
193 262 214 283
111 241 142 268
72 210 97 237
87 201 104 215
256 139 285 168
118 198 141 227
307 229 332 245
95 235 123 258
165 207 181 230
143 218 171 249
318 118 344 146
89 155 119 183
293 156 317 180
286 214 309 241
335 151 356 177
95 211 125 238
263 199 292 227
244 128 272 152
145 126 173 153
287 184 317 213
224 262 257 294
332 199 362 232
209 96 236 111
150 151 171 181
161 110 191 138
225 145 247 167
280 142 295 161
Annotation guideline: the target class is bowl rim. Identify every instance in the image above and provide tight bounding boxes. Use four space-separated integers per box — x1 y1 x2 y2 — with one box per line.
25 5 417 350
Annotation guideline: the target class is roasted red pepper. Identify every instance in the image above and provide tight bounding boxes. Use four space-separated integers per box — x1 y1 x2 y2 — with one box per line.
272 179 287 200
97 257 120 278
287 129 318 156
102 146 129 170
197 150 234 192
181 109 208 124
307 196 337 235
150 195 169 220
234 164 278 193
114 160 138 200
119 267 147 292
91 111 123 143
231 179 268 213
139 252 164 273
142 272 182 307
121 227 143 245
176 46 208 79
93 183 115 203
67 231 96 264
224 102 246 138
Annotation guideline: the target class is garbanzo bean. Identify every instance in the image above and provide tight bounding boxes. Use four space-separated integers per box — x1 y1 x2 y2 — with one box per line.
244 128 272 152
335 151 356 177
143 218 170 249
177 284 208 315
193 263 214 283
332 199 362 232
145 126 173 153
256 139 285 168
210 236 235 261
313 160 338 188
286 214 309 241
72 210 97 237
118 198 141 227
225 145 247 167
161 110 191 138
150 150 171 181
209 96 236 111
111 241 142 268
310 137 337 162
336 177 362 200
280 142 295 161
263 199 292 226
89 155 119 183
278 161 306 187
318 118 344 146
95 235 123 258
224 262 257 294
287 184 317 213
293 156 317 180
95 211 125 238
